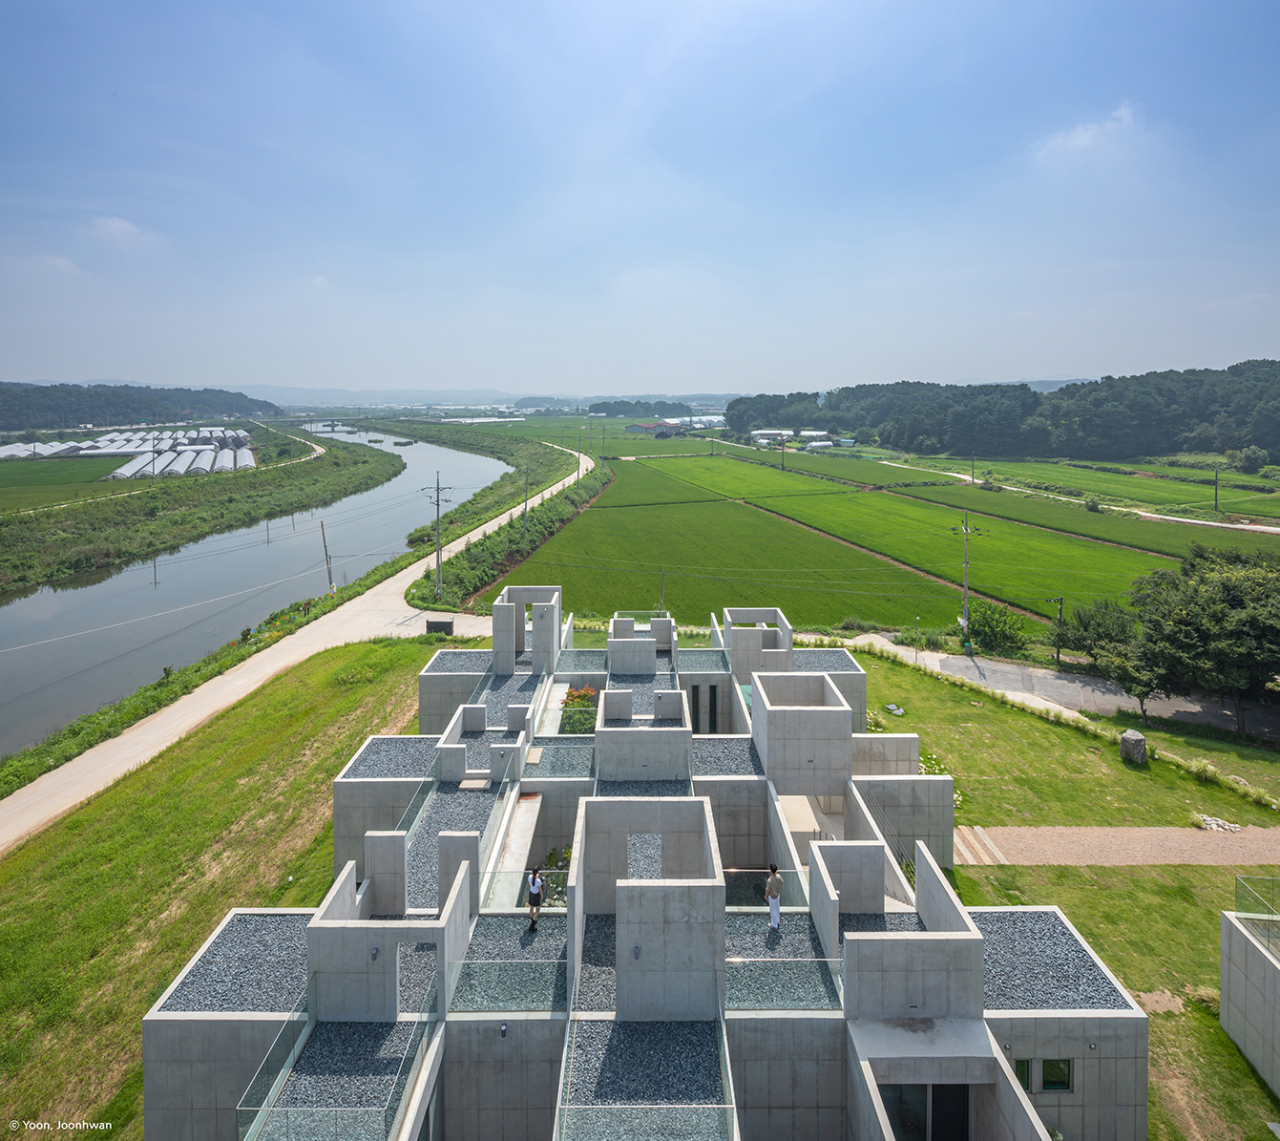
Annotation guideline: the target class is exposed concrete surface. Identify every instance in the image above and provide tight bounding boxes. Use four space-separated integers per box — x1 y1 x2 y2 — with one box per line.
0 451 591 857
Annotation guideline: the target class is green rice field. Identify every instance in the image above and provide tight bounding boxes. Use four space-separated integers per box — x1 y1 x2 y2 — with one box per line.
0 456 132 511
710 447 942 487
890 484 1280 560
482 498 968 627
639 455 845 499
592 460 725 508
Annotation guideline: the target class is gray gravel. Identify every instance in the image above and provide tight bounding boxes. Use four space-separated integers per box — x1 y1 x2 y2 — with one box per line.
406 782 502 910
574 915 617 1012
466 915 568 961
841 912 926 933
627 834 663 879
477 672 542 724
343 736 439 781
424 649 492 674
557 650 608 672
528 744 595 778
275 1021 413 1108
596 780 689 798
460 728 522 770
602 717 685 728
725 959 841 1010
677 649 730 673
557 1106 731 1139
725 913 823 959
691 738 763 777
452 959 568 1011
564 1020 724 1105
970 910 1129 1010
792 648 858 673
398 942 437 1012
161 914 309 1012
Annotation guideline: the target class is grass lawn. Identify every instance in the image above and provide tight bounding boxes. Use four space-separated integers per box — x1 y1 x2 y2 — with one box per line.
0 456 135 511
0 635 473 1134
890 484 1280 561
640 454 848 498
956 863 1280 1140
752 490 1178 619
592 460 725 508
481 498 968 628
861 651 1279 828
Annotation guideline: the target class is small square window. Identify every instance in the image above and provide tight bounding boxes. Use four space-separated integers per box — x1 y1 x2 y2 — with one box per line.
1043 1059 1072 1091
1014 1059 1031 1090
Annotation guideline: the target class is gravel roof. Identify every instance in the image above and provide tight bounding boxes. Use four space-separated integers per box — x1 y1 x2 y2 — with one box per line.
424 649 492 674
575 914 617 1012
841 912 926 933
274 1021 413 1108
343 736 439 781
627 833 662 879
602 717 684 728
452 959 568 1012
460 729 522 770
595 780 690 798
557 649 608 672
691 738 763 777
725 914 823 960
398 942 437 1012
466 915 568 962
792 648 859 673
558 1106 731 1139
477 673 541 725
970 909 1130 1011
564 1020 724 1106
406 782 503 910
676 649 730 673
161 914 310 1012
527 744 595 778
725 959 841 1010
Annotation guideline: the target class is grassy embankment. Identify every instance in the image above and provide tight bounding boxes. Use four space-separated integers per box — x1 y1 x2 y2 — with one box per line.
0 634 472 1134
0 433 403 595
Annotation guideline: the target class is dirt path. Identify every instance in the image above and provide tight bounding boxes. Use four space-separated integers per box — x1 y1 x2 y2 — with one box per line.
0 450 591 858
961 825 1280 866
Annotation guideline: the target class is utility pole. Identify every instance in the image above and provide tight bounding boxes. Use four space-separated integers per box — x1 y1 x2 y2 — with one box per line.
1215 466 1220 512
660 570 665 612
424 473 454 599
320 520 334 592
949 512 984 634
1047 596 1064 666
522 463 530 538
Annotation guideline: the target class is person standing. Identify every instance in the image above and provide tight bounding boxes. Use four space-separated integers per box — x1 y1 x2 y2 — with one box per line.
528 866 543 932
765 863 783 932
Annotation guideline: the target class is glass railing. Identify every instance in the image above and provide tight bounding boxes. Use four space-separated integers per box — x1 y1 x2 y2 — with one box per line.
238 972 440 1141
482 869 569 911
395 753 441 839
676 648 730 673
237 975 315 1141
723 868 807 908
451 958 568 1012
527 744 595 779
616 610 668 621
724 957 843 1010
1237 875 1280 960
555 649 608 673
557 1106 734 1140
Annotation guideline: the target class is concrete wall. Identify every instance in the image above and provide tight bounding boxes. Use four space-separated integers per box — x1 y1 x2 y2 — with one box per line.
726 1011 845 1141
440 831 480 919
682 673 742 736
442 1013 568 1141
845 1036 896 1141
607 636 657 673
852 776 954 871
364 830 407 915
850 733 919 775
419 671 482 735
764 781 806 901
333 774 421 880
1222 910 1280 1101
595 722 692 781
808 846 841 961
524 778 593 865
823 670 867 731
693 775 768 869
843 783 917 906
809 841 898 959
753 673 855 797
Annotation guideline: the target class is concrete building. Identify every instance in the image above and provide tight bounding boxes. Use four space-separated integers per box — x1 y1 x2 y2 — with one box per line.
144 586 1146 1140
1221 875 1280 1101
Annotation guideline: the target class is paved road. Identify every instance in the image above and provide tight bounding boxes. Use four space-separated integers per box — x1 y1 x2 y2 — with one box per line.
0 452 586 857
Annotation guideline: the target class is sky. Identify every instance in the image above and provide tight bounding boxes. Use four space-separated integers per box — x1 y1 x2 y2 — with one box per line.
1 0 1278 397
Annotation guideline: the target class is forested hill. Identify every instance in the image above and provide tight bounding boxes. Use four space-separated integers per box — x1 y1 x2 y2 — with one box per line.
725 360 1280 460
0 382 281 431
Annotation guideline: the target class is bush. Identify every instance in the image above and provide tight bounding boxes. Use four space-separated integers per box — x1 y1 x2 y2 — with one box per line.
967 600 1029 654
1237 445 1270 474
1085 496 1103 512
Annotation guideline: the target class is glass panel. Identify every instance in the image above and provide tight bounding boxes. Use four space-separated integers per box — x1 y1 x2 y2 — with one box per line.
724 959 842 1010
931 1084 969 1141
451 959 568 1012
1014 1059 1030 1090
558 1106 732 1140
723 869 806 908
879 1084 927 1141
482 870 569 911
1042 1059 1071 1091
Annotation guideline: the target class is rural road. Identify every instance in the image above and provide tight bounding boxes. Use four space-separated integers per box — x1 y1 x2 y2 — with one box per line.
0 448 591 858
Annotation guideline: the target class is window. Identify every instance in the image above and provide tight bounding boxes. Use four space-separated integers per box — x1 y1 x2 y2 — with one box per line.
1014 1060 1030 1090
1042 1059 1072 1092
691 685 700 734
708 685 718 733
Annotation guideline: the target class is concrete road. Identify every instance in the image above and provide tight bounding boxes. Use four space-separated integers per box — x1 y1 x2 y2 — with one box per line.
0 452 590 857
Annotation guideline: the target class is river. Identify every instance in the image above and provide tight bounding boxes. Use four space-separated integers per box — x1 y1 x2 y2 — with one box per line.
0 426 509 757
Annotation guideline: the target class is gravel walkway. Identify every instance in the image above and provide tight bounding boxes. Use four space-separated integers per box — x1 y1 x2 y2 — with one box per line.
406 782 502 910
398 942 437 1012
460 729 522 770
466 915 568 961
479 674 541 725
275 1021 414 1108
982 825 1280 866
527 743 595 778
841 912 926 933
971 910 1129 1010
564 1020 724 1105
596 780 690 797
691 738 763 777
343 736 439 781
792 648 857 673
161 913 310 1012
574 915 617 1012
725 914 823 959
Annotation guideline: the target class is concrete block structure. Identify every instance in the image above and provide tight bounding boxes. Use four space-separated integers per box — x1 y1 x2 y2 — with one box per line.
1222 875 1280 1104
145 590 1145 1141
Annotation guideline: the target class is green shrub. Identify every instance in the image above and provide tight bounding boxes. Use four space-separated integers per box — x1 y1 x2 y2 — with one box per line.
968 600 1029 654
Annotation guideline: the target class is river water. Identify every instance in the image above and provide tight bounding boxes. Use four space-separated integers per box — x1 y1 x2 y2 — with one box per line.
0 427 508 756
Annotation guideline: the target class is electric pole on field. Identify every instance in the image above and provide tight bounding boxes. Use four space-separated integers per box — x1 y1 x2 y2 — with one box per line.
522 463 530 537
424 472 454 599
1047 595 1064 666
1214 466 1220 512
321 520 334 592
949 512 985 634
660 570 665 612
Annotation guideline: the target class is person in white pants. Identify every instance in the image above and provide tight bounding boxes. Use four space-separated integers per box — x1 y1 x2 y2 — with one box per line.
766 863 783 931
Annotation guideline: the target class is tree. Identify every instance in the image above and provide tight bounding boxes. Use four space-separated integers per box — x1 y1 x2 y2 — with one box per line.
968 600 1029 655
1093 641 1162 724
1059 599 1135 665
1237 445 1270 474
1130 545 1280 735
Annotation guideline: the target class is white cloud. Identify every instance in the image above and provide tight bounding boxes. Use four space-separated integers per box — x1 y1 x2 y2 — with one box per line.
1036 102 1139 159
89 216 164 251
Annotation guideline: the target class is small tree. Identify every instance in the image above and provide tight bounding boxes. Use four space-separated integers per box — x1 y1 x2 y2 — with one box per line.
1094 641 1162 724
1237 445 1270 474
968 600 1029 655
1060 599 1135 665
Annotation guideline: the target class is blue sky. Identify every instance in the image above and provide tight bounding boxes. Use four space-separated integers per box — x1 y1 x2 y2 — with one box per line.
2 0 1277 395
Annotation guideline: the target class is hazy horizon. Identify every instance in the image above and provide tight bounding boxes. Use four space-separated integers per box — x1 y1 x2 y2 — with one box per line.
2 2 1277 396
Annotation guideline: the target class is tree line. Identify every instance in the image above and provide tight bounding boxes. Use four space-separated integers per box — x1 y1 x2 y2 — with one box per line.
724 360 1280 461
0 382 281 432
588 399 692 419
